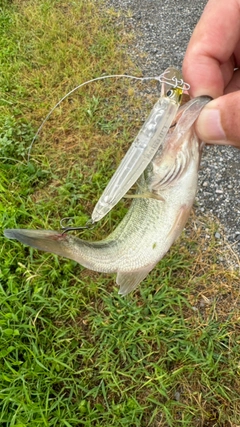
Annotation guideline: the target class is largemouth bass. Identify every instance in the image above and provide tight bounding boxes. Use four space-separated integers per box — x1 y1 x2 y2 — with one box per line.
4 96 211 296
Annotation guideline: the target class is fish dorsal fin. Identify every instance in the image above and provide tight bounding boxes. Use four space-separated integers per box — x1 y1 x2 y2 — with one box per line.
117 264 155 296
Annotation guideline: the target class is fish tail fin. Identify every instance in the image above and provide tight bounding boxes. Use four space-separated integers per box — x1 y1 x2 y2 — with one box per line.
117 264 155 296
4 228 77 261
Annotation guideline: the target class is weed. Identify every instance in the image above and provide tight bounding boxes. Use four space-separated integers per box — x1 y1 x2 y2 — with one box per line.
0 116 35 161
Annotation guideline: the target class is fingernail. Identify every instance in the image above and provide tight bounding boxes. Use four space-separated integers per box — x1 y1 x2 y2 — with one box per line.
196 108 226 144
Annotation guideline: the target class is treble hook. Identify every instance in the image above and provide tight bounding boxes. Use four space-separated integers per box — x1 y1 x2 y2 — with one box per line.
60 217 95 235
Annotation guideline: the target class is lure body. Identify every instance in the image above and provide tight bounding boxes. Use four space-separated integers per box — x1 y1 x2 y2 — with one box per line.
91 67 183 223
4 96 210 296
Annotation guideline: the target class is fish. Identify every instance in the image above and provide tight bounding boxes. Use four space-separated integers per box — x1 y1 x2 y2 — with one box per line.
4 96 211 296
91 66 184 223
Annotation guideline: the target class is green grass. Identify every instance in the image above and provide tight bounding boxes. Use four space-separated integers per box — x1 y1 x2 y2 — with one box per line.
1 1 240 426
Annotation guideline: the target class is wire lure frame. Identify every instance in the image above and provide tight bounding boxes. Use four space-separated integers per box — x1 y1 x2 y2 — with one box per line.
27 69 190 160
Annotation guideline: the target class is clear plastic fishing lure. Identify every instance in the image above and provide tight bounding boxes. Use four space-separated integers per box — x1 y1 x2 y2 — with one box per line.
91 67 187 223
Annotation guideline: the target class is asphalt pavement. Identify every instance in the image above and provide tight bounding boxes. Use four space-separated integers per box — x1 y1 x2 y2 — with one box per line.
106 0 240 256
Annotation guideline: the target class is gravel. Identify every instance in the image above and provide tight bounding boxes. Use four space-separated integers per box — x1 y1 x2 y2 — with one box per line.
106 0 240 255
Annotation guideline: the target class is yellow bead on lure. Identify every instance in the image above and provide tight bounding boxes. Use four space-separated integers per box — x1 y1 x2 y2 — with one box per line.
4 96 211 296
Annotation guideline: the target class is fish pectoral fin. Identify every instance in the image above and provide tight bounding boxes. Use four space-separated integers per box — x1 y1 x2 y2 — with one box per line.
124 192 165 202
117 264 155 296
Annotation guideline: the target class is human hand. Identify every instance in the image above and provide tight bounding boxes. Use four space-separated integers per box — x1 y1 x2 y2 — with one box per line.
182 0 240 148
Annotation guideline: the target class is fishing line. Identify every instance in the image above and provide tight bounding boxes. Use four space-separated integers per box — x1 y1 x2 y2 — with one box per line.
27 70 190 161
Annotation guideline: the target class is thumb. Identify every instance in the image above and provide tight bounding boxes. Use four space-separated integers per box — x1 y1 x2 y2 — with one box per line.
195 92 240 148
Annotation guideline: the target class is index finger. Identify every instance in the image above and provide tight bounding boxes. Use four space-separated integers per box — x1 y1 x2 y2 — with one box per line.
182 0 240 98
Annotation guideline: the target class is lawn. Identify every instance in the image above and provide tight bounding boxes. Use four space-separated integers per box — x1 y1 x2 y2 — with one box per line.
0 1 240 426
